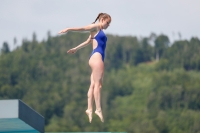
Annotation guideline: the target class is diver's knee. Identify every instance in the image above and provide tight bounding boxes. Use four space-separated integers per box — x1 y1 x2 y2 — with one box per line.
99 83 102 89
94 82 102 89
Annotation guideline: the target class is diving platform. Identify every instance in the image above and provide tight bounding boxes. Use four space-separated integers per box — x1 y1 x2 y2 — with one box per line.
0 99 44 133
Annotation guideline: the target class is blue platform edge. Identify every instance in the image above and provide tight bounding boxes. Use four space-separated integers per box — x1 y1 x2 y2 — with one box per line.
46 132 127 133
0 99 44 133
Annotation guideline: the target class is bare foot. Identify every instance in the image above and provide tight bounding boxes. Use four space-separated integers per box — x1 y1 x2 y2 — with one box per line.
85 110 92 123
95 110 104 122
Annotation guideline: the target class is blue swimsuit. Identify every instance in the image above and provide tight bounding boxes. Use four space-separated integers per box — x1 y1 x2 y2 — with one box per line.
90 29 107 62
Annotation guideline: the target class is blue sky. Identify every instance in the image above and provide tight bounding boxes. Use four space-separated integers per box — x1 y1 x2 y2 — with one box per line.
0 0 200 50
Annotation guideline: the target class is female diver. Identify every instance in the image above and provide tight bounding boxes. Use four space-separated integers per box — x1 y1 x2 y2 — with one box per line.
58 13 111 123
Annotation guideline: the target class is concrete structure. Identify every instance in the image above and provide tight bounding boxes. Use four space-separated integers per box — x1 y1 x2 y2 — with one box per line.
0 99 44 133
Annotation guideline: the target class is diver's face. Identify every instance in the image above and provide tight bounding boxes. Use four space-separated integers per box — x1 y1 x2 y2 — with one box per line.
101 18 111 29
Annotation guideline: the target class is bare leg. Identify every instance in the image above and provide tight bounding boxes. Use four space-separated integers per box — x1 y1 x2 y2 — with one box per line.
89 54 104 122
86 73 94 123
94 81 104 122
93 61 104 122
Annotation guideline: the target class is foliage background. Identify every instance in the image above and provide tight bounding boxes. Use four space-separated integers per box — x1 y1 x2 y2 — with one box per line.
1 32 200 133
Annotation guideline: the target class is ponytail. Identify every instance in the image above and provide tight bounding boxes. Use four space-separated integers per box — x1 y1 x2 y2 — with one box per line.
92 13 104 24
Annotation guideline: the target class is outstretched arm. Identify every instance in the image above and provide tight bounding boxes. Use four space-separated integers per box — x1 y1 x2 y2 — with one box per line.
58 24 97 34
67 35 92 54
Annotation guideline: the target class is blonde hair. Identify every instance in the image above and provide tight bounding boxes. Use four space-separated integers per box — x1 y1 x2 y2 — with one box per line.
92 13 111 24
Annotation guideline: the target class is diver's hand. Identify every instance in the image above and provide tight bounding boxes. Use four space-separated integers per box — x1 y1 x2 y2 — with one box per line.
67 48 77 54
58 28 68 34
